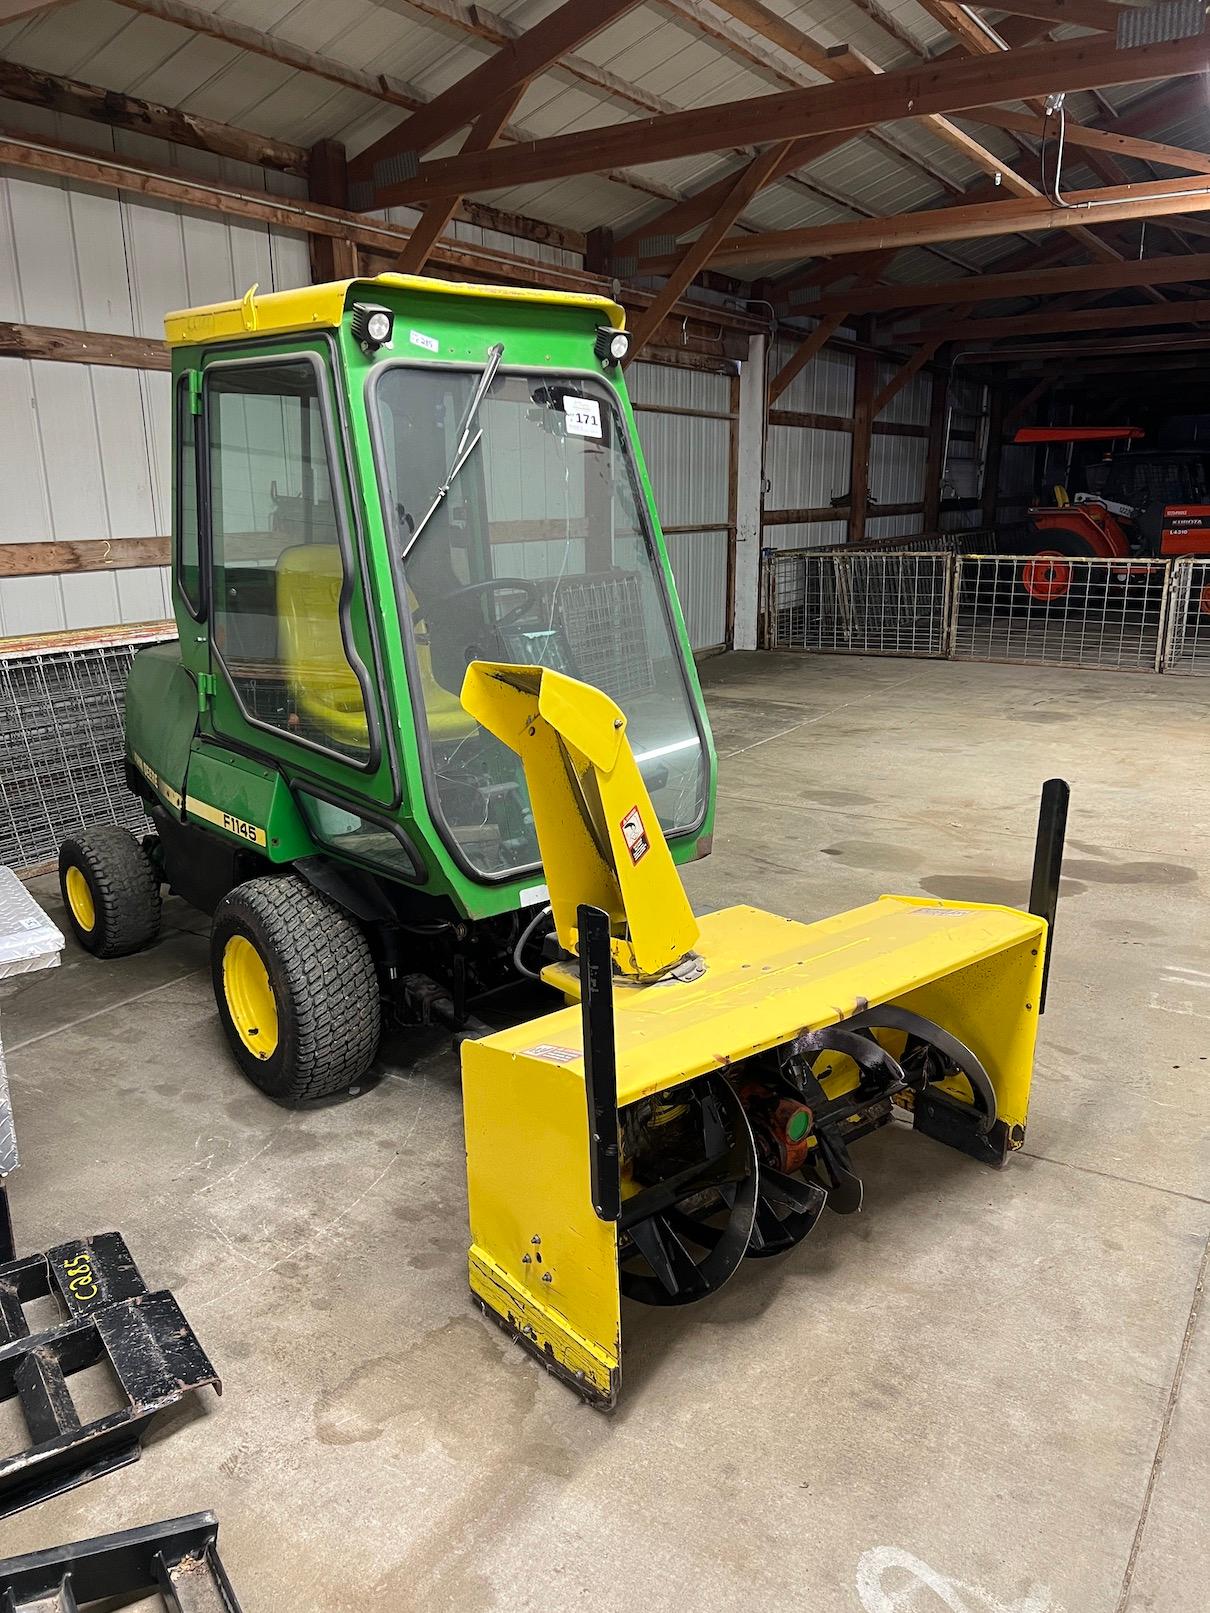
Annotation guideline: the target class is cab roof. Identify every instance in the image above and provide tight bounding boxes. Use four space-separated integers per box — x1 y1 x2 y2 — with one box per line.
163 273 625 349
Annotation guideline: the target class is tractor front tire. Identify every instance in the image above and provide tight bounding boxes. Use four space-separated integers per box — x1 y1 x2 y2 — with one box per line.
1017 531 1095 608
58 826 162 958
210 875 381 1105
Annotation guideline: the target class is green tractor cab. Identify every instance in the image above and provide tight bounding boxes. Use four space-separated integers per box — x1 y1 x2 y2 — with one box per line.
59 274 715 1102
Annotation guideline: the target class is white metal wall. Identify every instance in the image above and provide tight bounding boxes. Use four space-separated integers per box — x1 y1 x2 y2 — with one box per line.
628 359 733 650
763 335 935 551
0 96 311 636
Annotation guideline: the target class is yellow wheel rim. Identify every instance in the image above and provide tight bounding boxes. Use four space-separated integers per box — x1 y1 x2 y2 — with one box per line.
222 935 279 1060
65 865 96 933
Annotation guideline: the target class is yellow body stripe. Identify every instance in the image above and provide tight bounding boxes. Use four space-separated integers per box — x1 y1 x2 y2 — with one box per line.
131 752 183 810
187 798 267 848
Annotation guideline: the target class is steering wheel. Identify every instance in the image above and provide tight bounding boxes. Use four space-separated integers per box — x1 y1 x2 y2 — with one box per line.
412 577 539 631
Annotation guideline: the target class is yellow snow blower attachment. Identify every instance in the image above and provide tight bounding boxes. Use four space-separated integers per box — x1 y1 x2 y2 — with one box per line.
460 663 1065 1407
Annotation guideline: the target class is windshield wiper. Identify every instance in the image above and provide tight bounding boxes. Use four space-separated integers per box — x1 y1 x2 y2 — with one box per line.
400 341 504 560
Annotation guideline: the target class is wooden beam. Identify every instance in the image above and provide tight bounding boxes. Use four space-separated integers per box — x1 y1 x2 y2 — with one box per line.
768 316 848 405
623 141 798 366
0 134 764 359
922 368 949 532
846 0 933 56
683 0 1044 211
0 323 169 370
393 85 523 274
850 351 876 544
351 0 641 185
389 0 691 126
680 172 1210 267
815 249 1210 317
915 0 1009 55
967 334 1210 361
912 0 1162 271
612 134 848 260
111 0 425 114
106 0 673 211
672 0 876 76
872 341 944 419
381 32 1210 202
1101 74 1206 139
914 297 1210 344
970 0 1128 31
0 125 631 297
981 383 1006 526
0 538 170 576
966 105 1210 177
308 141 357 283
779 79 1199 311
1003 376 1053 426
0 59 308 176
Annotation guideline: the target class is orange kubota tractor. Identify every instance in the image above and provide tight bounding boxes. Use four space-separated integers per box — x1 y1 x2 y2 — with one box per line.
1016 427 1210 606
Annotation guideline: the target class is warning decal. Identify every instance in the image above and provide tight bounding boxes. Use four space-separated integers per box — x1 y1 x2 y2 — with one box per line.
620 805 650 865
522 1044 581 1064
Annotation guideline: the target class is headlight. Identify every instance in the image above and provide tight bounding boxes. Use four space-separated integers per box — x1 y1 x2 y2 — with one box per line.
595 325 629 366
351 303 394 351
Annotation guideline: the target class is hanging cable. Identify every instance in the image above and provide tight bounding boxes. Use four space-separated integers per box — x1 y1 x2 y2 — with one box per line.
1040 94 1073 211
513 905 553 980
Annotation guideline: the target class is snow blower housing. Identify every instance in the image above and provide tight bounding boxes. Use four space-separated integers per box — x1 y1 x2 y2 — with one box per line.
56 275 1063 1404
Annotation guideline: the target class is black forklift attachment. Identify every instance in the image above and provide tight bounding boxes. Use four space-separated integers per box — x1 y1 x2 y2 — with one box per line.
0 1233 220 1518
0 1511 242 1611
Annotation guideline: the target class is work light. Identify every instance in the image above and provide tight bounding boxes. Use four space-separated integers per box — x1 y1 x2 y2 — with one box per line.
595 325 630 366
352 303 394 351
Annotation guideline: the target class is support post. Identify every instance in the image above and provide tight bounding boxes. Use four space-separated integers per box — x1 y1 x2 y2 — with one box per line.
981 382 1006 530
308 139 357 282
732 332 768 650
923 365 950 534
849 346 876 546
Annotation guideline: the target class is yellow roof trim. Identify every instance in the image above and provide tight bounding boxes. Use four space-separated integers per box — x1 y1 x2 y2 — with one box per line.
163 273 625 347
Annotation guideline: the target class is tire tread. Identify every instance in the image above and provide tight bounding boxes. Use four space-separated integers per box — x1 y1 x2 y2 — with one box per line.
212 876 380 1104
59 825 161 958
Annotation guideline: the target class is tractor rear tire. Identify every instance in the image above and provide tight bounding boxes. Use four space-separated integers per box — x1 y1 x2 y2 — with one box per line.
1016 531 1095 608
210 875 381 1105
58 826 162 958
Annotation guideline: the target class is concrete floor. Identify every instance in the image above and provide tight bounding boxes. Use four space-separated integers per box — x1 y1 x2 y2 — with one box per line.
1 653 1207 1612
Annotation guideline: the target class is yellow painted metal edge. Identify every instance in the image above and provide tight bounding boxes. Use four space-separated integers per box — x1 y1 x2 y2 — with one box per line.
164 274 625 346
469 1247 619 1405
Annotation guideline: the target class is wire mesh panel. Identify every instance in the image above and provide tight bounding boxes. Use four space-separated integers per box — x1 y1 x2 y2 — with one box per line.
1162 559 1210 674
554 572 657 700
814 531 970 559
765 549 953 656
952 555 1170 672
0 632 175 871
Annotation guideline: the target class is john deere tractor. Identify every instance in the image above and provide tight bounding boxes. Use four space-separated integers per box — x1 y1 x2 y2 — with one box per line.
59 275 1064 1403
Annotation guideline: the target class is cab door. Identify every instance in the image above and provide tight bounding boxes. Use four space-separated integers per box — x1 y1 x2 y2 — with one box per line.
199 343 395 810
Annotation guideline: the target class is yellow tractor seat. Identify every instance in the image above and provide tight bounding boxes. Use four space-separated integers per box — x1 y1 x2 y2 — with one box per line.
407 588 477 743
275 544 369 748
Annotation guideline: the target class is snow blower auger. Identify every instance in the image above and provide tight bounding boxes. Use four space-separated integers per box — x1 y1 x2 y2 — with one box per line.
460 663 1067 1407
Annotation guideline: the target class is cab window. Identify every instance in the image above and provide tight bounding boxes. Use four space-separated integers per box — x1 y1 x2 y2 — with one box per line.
206 358 371 762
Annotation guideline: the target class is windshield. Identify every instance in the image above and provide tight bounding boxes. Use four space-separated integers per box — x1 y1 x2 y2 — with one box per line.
374 364 706 878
